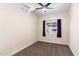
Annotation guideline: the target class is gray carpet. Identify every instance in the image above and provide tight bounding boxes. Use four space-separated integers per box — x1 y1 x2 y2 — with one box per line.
13 41 74 56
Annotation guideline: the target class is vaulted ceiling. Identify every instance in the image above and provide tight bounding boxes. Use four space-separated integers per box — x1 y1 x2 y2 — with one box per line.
23 3 71 16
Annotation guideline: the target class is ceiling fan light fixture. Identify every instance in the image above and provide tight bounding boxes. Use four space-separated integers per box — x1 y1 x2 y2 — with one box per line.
42 8 47 12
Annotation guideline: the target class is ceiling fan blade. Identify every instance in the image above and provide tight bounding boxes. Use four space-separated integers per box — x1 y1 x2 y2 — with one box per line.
46 3 51 7
22 4 30 8
35 7 43 10
38 3 44 7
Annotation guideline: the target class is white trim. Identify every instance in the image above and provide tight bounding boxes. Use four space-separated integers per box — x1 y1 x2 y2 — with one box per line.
69 45 76 56
38 40 68 45
7 41 37 56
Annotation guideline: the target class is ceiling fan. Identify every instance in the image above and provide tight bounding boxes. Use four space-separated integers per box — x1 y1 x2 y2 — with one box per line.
35 3 53 12
21 3 54 13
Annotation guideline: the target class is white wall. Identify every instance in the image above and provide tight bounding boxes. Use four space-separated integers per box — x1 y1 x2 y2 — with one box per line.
0 3 38 56
38 12 69 45
69 4 79 56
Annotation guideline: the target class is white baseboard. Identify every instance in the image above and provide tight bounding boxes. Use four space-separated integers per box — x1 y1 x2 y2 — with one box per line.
38 40 68 45
7 40 69 56
8 41 37 56
69 45 76 56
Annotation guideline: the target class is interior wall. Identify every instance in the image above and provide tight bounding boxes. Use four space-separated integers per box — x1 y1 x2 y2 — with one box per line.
69 3 79 56
0 3 38 56
38 11 70 45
